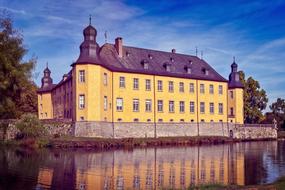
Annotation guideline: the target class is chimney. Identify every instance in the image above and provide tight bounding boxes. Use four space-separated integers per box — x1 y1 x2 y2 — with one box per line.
171 49 176 53
115 37 123 58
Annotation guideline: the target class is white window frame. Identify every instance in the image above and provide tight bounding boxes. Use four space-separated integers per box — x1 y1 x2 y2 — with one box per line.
79 94 85 109
116 98 123 111
200 84 205 94
104 96 108 111
219 85 223 95
179 82 184 92
190 101 195 113
145 79 151 91
145 99 152 112
79 70 85 83
210 102 214 114
169 101 175 113
133 78 139 90
209 84 214 94
168 81 174 92
119 76 125 88
157 100 163 112
133 99 139 112
189 83 194 93
179 101 185 113
157 80 163 91
219 103 223 114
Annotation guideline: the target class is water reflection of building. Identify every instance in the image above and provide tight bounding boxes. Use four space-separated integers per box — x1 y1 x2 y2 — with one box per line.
66 145 245 189
37 168 53 189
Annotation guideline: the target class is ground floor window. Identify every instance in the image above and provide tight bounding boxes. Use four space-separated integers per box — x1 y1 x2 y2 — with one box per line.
133 99 139 112
116 98 123 111
79 94 85 109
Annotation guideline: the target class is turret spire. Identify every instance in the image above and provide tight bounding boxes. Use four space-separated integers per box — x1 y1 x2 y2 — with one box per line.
228 58 243 89
89 14 92 25
41 63 53 88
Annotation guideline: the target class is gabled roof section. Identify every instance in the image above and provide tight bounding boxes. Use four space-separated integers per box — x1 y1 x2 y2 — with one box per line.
98 44 227 82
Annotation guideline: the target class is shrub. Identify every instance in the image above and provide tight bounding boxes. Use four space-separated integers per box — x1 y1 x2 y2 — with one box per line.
15 114 46 139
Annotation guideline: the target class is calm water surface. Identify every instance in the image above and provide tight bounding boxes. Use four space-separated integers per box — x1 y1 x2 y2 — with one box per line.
1 140 285 190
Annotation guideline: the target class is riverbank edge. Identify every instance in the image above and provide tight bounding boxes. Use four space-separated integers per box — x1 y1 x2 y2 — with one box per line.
1 135 279 150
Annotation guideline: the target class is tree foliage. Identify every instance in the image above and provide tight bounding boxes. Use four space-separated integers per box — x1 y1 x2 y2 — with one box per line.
15 113 46 139
239 71 268 123
0 14 38 119
269 98 285 129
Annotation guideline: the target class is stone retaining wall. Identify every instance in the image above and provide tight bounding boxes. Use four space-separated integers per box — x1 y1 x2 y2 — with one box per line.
73 121 277 139
0 119 277 140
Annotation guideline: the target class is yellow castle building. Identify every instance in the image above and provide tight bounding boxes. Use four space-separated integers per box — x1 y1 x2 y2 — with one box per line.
37 21 244 137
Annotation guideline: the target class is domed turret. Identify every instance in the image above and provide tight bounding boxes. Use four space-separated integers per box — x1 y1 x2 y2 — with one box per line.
228 57 243 89
41 63 53 88
83 25 97 40
75 16 100 64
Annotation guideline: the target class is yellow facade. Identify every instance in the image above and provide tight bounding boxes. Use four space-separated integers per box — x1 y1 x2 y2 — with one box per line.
38 63 244 124
38 92 53 119
228 88 244 124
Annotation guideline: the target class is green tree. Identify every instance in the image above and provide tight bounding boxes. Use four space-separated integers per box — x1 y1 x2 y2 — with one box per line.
0 14 38 119
239 71 268 123
269 98 285 129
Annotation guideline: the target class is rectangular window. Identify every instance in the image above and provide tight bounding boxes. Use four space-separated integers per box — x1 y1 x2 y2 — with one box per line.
133 99 139 112
209 84 214 94
103 73 108 85
157 100 163 112
230 107 234 116
133 78 139 90
168 81 174 92
116 98 123 111
230 91 234 99
145 79 151 91
210 102 214 114
190 101 195 113
79 70 85 83
145 99 152 112
189 83 194 93
179 101 185 113
179 82 184 92
200 84 205 94
169 101 175 113
219 103 223 114
104 96 108 111
219 85 223 95
119 76 125 88
200 102 205 113
157 80 163 91
79 94 85 109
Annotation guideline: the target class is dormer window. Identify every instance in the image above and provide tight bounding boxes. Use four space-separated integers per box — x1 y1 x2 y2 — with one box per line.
163 62 171 72
141 59 149 70
148 54 153 59
184 65 192 74
126 51 130 57
202 68 209 75
170 57 174 62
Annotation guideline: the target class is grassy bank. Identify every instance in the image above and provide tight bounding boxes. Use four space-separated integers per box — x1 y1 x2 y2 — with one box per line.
48 136 234 149
1 135 278 150
185 176 285 189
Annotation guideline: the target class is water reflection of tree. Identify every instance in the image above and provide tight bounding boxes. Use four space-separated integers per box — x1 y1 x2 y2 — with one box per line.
0 147 42 190
244 141 277 185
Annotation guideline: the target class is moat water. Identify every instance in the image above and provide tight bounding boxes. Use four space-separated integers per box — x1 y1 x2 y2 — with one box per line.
1 140 285 190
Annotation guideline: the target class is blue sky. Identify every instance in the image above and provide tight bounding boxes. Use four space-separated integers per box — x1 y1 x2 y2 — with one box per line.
1 0 285 108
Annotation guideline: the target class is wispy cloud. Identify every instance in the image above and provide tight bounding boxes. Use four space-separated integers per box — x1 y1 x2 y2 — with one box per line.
1 0 284 105
0 6 26 15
